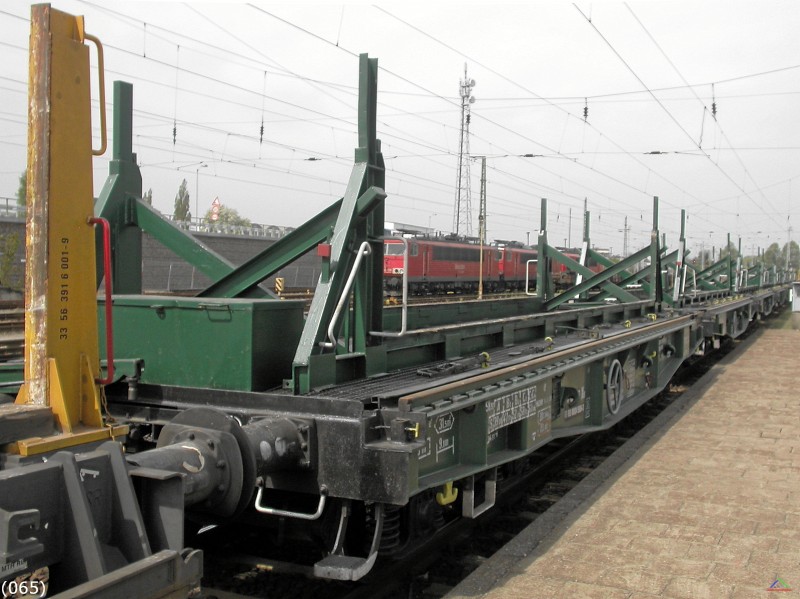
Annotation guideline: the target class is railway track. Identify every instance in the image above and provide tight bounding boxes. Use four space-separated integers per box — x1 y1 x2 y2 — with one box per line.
0 301 23 362
199 329 742 599
384 291 532 306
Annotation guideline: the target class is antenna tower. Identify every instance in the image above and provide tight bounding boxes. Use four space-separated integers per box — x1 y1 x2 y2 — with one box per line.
620 216 630 257
453 64 476 236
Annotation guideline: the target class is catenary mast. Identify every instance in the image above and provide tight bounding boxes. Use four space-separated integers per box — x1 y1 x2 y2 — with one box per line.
453 64 476 236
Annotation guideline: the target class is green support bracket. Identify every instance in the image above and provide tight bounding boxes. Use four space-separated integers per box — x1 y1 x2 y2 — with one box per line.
662 248 682 306
684 235 742 296
536 199 552 300
650 196 662 307
198 200 343 298
593 247 673 302
746 262 764 289
568 203 597 302
134 200 237 286
578 200 677 305
693 259 732 290
668 209 687 306
95 81 143 294
543 246 648 311
734 236 741 291
574 203 591 301
290 54 386 394
690 232 735 293
541 200 657 310
536 196 668 311
587 247 647 293
585 248 615 270
96 80 243 295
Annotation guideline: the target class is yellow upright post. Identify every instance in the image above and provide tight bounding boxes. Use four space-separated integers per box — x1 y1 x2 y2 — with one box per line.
11 4 126 455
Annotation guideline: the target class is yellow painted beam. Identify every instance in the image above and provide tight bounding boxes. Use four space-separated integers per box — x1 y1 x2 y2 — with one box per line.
11 5 127 455
13 425 129 457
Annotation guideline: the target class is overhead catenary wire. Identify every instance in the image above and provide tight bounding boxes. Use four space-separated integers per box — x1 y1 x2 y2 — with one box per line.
0 15 692 239
0 4 793 247
623 2 785 230
248 5 705 227
576 3 785 232
372 5 723 228
3 1 780 239
89 3 648 227
474 65 800 104
259 70 267 147
172 44 179 146
0 21 604 220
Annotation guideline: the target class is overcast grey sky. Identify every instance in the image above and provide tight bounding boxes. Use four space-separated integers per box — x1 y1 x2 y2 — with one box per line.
1 1 799 257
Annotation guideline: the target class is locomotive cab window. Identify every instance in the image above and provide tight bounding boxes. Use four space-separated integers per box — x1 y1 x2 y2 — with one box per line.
384 243 404 256
410 242 418 257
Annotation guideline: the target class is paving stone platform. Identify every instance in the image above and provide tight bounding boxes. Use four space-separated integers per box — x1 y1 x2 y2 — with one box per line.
448 326 800 599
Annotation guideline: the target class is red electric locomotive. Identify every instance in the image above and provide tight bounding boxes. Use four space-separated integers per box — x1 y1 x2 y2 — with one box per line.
384 237 540 295
384 237 595 296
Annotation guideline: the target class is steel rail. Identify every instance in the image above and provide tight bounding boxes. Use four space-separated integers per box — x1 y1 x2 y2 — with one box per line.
399 313 694 409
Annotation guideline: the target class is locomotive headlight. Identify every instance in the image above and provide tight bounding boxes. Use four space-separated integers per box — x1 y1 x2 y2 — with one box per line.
393 268 404 274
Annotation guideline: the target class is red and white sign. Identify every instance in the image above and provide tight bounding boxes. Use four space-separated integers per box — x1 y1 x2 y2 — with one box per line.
210 197 221 222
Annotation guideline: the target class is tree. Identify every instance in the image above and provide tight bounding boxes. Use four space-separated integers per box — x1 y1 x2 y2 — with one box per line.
691 248 713 269
783 240 799 271
142 188 153 206
203 204 250 227
173 179 191 222
763 242 782 269
0 232 20 288
719 242 739 262
16 171 26 206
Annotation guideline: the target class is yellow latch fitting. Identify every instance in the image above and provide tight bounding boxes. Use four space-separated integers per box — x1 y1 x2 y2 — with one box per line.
436 481 459 506
405 422 420 439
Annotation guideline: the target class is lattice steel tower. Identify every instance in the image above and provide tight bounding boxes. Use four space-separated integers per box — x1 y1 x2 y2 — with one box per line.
453 65 476 236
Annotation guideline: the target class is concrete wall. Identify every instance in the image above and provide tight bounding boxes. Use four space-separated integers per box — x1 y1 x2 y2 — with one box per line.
143 231 322 293
0 218 321 293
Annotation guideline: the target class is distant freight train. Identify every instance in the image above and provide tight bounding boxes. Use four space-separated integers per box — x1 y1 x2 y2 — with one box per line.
383 237 584 295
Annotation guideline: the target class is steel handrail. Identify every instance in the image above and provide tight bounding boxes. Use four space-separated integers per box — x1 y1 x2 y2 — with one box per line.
370 236 408 338
320 241 372 349
254 484 327 520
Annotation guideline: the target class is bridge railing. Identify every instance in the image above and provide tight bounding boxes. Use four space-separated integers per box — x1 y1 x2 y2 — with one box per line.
0 198 25 220
164 215 296 239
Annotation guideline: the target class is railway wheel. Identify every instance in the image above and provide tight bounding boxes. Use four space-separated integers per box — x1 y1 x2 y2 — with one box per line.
606 359 624 415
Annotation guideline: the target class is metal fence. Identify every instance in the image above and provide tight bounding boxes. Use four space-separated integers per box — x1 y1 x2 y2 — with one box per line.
160 261 320 292
165 215 295 239
0 198 25 220
0 201 295 240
